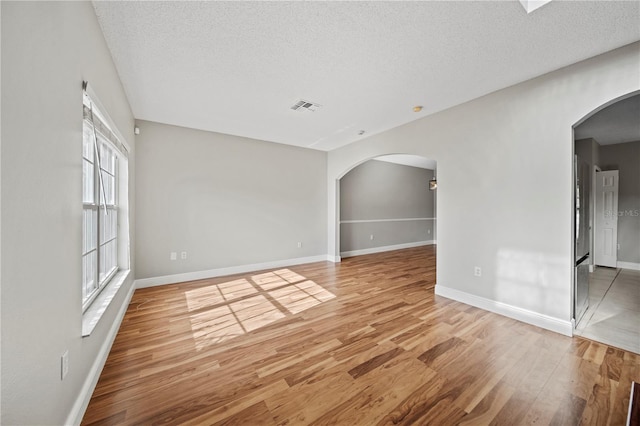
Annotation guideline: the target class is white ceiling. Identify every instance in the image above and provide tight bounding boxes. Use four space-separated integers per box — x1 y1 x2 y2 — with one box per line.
93 1 640 152
574 94 640 146
375 155 437 171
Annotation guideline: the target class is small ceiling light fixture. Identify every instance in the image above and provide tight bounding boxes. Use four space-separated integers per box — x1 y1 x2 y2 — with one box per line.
358 130 366 136
429 176 437 191
413 106 423 113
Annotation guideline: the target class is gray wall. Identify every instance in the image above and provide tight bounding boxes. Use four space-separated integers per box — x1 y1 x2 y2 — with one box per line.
575 138 599 168
340 160 435 253
135 120 327 280
599 141 640 264
327 43 640 327
1 2 135 424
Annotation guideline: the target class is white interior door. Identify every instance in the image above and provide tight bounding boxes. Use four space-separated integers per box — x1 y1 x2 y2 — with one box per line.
594 170 619 267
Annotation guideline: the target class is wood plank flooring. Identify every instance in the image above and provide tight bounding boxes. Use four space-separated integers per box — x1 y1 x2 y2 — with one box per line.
82 246 640 425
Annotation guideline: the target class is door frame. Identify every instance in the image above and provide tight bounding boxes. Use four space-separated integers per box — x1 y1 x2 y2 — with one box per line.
590 165 601 272
594 169 619 268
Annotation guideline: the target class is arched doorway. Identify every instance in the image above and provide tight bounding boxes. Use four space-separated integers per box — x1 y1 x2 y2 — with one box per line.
337 154 437 259
328 153 438 262
572 91 640 353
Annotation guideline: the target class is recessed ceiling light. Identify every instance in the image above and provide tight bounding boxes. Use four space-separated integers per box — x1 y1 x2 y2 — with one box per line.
413 106 423 113
358 130 365 135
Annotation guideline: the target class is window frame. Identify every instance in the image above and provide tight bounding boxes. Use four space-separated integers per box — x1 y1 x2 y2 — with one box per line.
82 94 122 312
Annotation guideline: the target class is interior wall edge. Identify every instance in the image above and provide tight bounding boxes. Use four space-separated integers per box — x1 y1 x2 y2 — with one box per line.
341 240 435 258
135 254 334 289
616 261 640 271
434 284 573 337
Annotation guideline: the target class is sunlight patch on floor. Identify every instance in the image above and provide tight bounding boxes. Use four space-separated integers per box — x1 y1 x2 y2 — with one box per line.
186 269 336 350
270 280 336 314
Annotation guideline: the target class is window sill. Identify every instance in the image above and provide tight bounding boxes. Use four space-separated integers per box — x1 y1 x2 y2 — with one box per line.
82 269 131 337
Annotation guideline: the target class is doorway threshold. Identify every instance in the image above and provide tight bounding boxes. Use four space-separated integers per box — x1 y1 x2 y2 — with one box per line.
574 267 640 354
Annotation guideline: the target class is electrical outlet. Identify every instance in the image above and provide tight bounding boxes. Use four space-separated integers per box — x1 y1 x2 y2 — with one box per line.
474 267 482 277
61 350 69 380
617 244 621 250
297 242 302 248
181 251 187 260
370 234 374 240
427 229 431 235
170 252 177 261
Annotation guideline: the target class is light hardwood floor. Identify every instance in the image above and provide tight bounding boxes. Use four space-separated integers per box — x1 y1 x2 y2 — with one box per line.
82 246 639 425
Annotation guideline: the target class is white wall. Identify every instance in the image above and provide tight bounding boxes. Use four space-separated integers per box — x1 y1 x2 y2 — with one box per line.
135 120 327 282
328 42 640 333
1 2 135 424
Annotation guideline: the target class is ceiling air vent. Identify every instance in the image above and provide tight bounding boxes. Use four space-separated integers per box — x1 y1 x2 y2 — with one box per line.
291 99 321 112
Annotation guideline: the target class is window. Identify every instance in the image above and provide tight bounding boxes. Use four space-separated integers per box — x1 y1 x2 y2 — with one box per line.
82 92 125 311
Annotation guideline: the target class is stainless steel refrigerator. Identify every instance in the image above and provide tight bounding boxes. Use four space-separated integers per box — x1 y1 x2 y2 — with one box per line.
574 156 590 326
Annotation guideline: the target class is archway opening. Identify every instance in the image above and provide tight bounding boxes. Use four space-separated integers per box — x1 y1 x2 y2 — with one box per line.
571 91 639 354
336 154 437 259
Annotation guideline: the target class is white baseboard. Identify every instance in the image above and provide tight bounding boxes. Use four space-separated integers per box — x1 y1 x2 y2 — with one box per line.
434 284 573 337
66 280 136 426
327 255 342 263
135 255 333 288
341 240 435 258
617 261 640 271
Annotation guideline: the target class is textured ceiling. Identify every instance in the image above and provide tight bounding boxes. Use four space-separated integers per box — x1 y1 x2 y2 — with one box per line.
93 1 640 152
575 94 640 146
376 155 437 171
